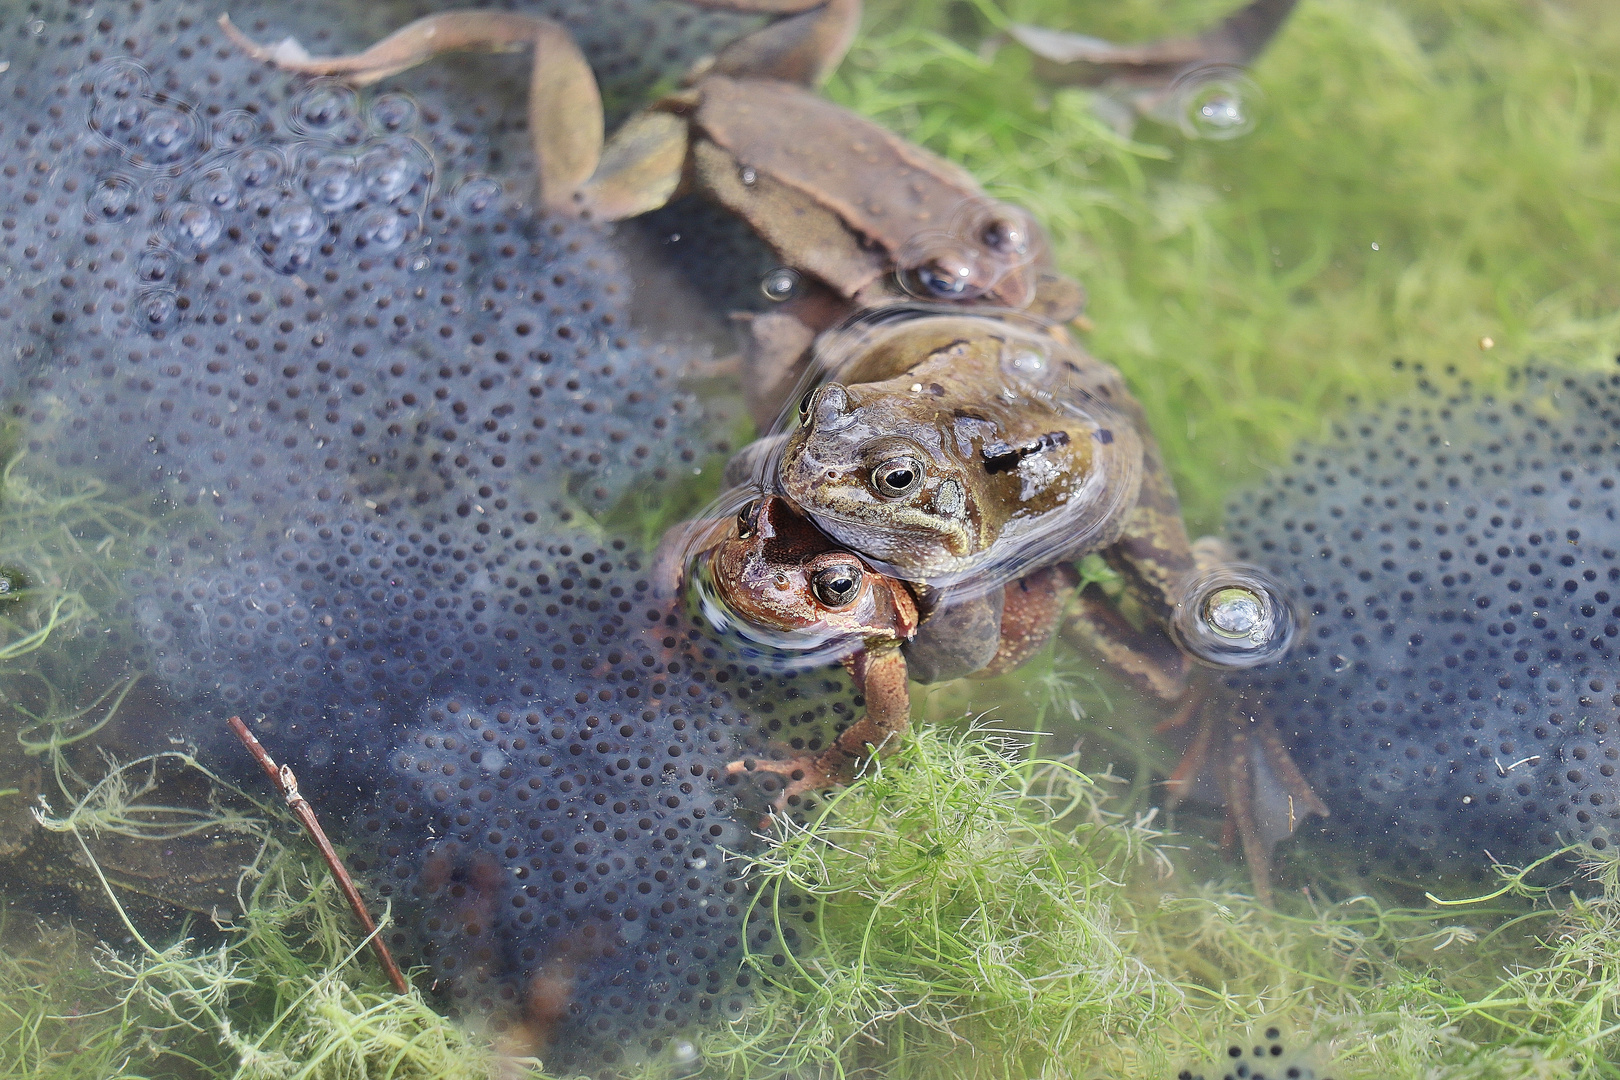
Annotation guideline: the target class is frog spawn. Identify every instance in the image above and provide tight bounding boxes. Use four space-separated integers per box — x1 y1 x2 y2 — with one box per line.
1176 1028 1334 1080
0 0 863 1069
1226 368 1620 876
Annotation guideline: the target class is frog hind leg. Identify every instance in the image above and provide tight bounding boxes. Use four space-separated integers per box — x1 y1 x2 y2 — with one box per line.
220 12 608 214
976 564 1080 678
698 0 863 87
1008 0 1298 87
727 644 909 811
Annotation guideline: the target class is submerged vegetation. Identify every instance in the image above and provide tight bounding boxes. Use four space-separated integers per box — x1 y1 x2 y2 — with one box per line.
3 0 1620 1077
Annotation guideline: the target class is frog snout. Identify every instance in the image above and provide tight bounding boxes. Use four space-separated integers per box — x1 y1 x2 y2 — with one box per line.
808 384 855 433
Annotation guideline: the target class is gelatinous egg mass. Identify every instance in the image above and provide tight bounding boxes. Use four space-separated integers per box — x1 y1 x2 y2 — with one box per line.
0 0 853 1068
1175 1027 1333 1080
1227 369 1620 874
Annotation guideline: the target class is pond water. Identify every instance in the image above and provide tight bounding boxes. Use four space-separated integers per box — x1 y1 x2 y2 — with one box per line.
0 1 1617 1078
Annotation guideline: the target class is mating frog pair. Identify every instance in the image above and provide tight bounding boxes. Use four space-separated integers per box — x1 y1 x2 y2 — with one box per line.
224 0 1307 894
697 311 1311 900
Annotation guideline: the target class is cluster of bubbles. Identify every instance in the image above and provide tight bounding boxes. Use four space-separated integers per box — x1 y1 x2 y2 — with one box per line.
0 0 861 1070
1226 367 1620 874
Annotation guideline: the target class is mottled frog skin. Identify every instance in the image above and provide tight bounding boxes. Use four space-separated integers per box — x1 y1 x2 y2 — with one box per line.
775 312 1163 593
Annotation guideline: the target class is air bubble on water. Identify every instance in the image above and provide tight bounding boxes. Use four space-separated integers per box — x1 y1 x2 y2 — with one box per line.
1171 563 1297 668
369 92 419 133
88 175 138 220
759 267 799 302
136 103 204 166
260 239 318 276
454 176 503 216
136 249 176 285
288 81 360 137
304 153 362 212
1165 65 1261 141
409 254 430 272
25 18 45 36
353 208 411 252
89 95 146 143
168 202 222 252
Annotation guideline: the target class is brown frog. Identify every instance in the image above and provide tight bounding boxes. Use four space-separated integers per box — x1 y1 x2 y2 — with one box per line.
728 311 1318 890
677 492 1077 803
219 0 1084 431
692 494 916 801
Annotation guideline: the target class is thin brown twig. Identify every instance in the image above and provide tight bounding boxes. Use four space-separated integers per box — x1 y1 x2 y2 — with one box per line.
226 715 410 995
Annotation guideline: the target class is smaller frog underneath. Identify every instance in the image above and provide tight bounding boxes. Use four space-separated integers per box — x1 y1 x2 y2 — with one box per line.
693 494 915 802
682 493 1080 803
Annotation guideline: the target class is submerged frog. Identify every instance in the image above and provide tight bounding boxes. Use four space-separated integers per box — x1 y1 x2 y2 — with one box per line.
220 0 1084 430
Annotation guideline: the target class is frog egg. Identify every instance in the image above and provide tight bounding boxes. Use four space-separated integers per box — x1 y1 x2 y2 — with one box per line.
368 92 419 134
287 80 361 139
87 174 139 220
454 176 505 216
1171 563 1297 668
760 267 800 301
165 202 223 252
1162 64 1262 141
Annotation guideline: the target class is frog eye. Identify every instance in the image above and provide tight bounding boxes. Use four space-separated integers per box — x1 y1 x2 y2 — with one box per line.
901 246 983 300
735 498 760 539
871 456 924 499
980 213 1030 257
798 386 817 420
810 564 862 609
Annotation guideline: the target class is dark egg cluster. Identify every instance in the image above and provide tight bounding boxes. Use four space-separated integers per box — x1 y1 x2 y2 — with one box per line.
1227 368 1620 873
0 0 856 1069
1177 1028 1331 1080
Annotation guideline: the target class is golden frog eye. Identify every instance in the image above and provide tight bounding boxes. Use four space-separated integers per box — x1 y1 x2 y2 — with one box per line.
871 456 923 499
735 498 760 539
798 386 817 420
810 564 862 609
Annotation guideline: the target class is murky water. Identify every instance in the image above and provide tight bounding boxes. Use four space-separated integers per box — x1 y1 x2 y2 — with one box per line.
1 1 1618 1078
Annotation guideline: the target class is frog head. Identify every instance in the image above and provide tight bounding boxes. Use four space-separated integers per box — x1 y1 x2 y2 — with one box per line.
708 494 918 648
777 380 1002 578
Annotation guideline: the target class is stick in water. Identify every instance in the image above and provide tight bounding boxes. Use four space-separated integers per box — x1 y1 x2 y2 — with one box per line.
226 715 409 995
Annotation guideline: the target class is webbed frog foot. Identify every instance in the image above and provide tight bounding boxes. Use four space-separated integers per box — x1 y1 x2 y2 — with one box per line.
1158 677 1328 906
726 749 858 814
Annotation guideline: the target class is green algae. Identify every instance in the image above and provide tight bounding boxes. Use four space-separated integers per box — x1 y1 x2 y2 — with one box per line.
4 0 1620 1078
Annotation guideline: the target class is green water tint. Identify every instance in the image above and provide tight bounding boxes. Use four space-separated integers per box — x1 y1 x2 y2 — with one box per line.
4 0 1620 1077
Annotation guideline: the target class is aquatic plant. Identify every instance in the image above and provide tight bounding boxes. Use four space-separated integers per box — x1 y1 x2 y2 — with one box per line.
5 0 1620 1077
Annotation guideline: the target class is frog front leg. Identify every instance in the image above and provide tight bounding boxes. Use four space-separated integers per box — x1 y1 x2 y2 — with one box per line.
728 643 910 808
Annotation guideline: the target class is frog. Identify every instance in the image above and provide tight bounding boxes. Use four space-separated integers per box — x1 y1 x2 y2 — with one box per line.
673 492 1082 804
1007 0 1299 135
219 0 1086 432
723 309 1316 875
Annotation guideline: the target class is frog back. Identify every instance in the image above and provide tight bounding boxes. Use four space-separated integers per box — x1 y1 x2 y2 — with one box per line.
692 75 986 296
